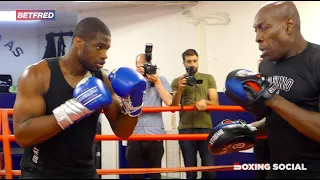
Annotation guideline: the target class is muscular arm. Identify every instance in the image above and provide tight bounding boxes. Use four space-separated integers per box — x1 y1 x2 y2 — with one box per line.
101 70 138 139
265 94 320 142
13 63 63 148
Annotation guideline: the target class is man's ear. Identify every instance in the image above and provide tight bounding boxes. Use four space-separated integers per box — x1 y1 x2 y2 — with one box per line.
286 18 295 35
73 37 83 49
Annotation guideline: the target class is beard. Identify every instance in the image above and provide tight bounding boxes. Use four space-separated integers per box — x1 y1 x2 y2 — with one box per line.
186 66 197 76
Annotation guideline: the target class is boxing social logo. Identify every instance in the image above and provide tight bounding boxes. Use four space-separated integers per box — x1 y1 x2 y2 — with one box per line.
234 163 307 171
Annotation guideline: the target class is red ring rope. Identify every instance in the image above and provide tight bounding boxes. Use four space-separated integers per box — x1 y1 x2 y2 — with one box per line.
4 105 246 116
0 106 267 179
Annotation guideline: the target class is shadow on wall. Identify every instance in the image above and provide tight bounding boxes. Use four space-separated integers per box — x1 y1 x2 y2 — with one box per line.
81 5 187 30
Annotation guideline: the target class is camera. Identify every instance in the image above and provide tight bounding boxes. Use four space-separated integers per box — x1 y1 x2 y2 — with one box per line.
143 63 157 77
184 66 197 86
145 43 153 62
142 43 158 76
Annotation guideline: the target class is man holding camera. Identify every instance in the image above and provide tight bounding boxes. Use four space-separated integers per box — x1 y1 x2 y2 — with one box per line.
125 52 173 179
171 49 219 179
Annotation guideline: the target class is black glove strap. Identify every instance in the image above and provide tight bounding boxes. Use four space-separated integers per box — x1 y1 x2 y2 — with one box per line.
255 82 278 105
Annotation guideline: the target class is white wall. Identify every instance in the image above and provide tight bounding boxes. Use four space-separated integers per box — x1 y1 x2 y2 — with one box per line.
193 1 265 87
79 5 197 83
0 23 38 86
0 22 76 86
79 1 320 179
191 1 320 86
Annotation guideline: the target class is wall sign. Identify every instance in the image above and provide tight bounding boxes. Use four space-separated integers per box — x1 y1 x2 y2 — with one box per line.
0 34 24 57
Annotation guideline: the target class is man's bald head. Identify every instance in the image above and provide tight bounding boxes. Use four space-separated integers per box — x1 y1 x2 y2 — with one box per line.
136 53 146 67
253 1 306 62
258 1 301 30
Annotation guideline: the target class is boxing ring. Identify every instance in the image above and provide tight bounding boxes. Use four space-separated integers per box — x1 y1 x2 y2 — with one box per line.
0 106 267 179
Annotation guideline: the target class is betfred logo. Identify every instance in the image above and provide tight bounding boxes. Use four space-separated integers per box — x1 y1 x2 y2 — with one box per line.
16 10 55 20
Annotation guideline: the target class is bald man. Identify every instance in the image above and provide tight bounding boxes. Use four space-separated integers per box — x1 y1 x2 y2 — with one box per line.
251 1 320 179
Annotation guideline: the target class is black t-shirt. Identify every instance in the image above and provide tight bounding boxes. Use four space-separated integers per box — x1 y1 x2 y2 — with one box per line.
259 41 320 178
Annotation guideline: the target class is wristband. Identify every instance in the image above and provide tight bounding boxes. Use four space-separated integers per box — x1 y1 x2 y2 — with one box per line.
53 105 74 130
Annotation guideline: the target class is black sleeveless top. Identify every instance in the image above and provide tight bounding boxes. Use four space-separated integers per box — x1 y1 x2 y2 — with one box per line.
20 57 103 178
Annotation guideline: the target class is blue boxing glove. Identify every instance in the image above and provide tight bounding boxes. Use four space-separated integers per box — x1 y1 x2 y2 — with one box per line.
108 67 147 117
53 77 112 130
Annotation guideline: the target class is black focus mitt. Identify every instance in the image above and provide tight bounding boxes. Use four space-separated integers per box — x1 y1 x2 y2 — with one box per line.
207 119 257 155
224 69 278 119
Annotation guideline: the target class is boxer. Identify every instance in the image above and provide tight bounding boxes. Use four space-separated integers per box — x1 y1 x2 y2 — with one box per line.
13 17 146 179
224 2 320 178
